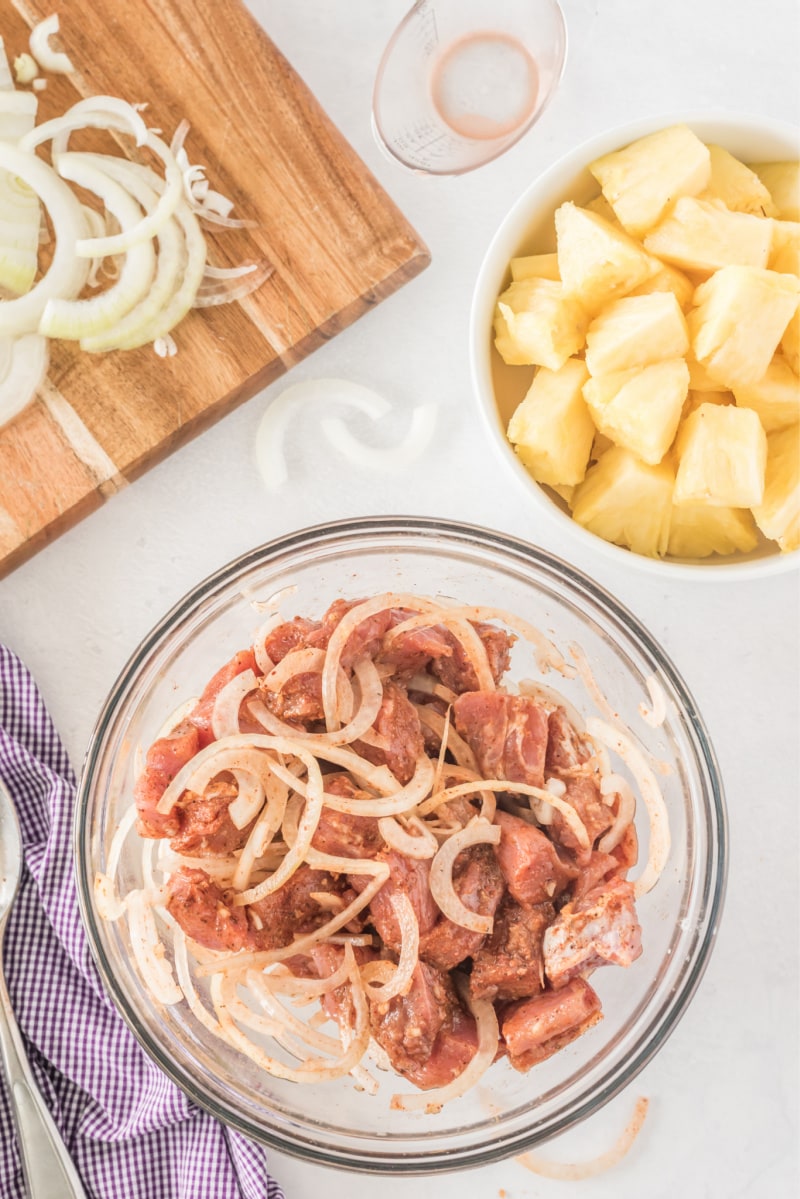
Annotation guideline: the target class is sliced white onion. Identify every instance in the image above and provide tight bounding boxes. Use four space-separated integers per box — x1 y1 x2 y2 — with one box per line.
228 770 265 830
0 143 89 336
13 53 38 86
587 717 669 896
170 921 221 1034
261 646 326 693
0 334 48 426
420 778 590 850
210 668 259 740
361 893 419 1002
255 378 393 492
392 985 499 1113
321 402 437 473
382 609 496 694
378 814 438 859
0 89 38 140
0 36 12 90
248 657 384 748
29 14 74 75
231 770 289 892
41 154 156 340
192 260 273 307
429 817 502 933
414 704 478 772
232 751 324 906
639 674 667 728
22 96 149 156
126 890 182 1005
597 772 637 854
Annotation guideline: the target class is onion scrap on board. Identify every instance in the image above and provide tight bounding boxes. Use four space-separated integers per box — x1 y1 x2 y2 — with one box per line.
96 589 674 1112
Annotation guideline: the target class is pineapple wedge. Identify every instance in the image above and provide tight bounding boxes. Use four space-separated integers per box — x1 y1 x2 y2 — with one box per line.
667 502 758 558
510 253 560 282
643 197 773 273
732 356 800 431
770 220 800 275
571 446 674 557
507 358 594 486
589 124 711 237
688 266 800 388
554 202 658 310
494 279 588 370
583 358 689 464
749 162 800 221
627 261 695 310
700 145 778 217
752 424 800 550
782 304 800 374
585 292 689 376
674 403 767 507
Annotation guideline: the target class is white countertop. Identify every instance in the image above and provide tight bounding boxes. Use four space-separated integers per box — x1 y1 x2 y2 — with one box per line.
1 1 798 1195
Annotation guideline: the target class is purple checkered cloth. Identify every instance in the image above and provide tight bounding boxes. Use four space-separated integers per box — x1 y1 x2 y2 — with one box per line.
0 645 285 1199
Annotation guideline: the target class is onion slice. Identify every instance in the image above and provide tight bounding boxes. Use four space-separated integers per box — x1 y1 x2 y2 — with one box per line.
429 817 502 933
29 14 75 75
0 334 48 426
587 717 669 896
516 1096 649 1180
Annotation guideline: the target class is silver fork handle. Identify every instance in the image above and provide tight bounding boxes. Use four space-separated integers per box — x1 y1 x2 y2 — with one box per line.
0 956 87 1199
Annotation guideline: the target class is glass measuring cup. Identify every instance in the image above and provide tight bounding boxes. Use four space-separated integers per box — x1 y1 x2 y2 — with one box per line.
372 0 567 175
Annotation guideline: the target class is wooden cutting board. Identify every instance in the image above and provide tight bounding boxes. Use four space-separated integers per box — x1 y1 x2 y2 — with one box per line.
0 0 429 577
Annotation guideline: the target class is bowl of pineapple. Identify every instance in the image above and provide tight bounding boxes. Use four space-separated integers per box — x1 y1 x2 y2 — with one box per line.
471 115 800 573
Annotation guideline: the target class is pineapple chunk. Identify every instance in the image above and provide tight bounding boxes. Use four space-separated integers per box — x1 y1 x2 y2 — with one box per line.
589 124 711 237
752 424 800 550
510 253 560 282
667 502 758 558
770 221 800 275
700 145 778 216
585 292 689 376
749 162 800 221
554 202 658 310
494 279 588 370
507 358 593 486
571 446 674 557
643 197 773 274
627 261 695 310
688 266 800 387
583 358 689 464
732 356 800 431
674 403 767 507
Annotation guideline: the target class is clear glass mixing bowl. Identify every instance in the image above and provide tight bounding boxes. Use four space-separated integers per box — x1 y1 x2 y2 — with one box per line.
74 517 727 1173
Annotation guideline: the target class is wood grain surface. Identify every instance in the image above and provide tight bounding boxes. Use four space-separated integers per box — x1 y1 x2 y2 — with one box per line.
0 0 429 576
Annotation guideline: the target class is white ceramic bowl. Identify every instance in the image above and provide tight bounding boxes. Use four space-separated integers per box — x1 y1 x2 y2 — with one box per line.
470 113 800 579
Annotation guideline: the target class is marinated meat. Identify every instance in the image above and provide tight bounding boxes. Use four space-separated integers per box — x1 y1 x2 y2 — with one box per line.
263 617 321 664
369 961 456 1074
248 866 346 952
433 622 514 693
549 776 614 862
494 811 577 907
135 719 200 839
501 978 603 1071
453 692 549 788
419 845 505 971
354 681 425 784
470 898 554 1002
545 706 591 774
189 650 258 747
543 877 642 988
170 780 252 856
380 623 455 677
400 1003 479 1091
165 866 250 953
262 670 324 726
571 851 620 902
305 598 394 668
312 775 383 860
357 850 440 950
310 943 379 1024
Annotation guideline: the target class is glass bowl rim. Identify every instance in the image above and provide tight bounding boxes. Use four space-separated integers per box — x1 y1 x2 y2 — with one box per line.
74 515 728 1173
